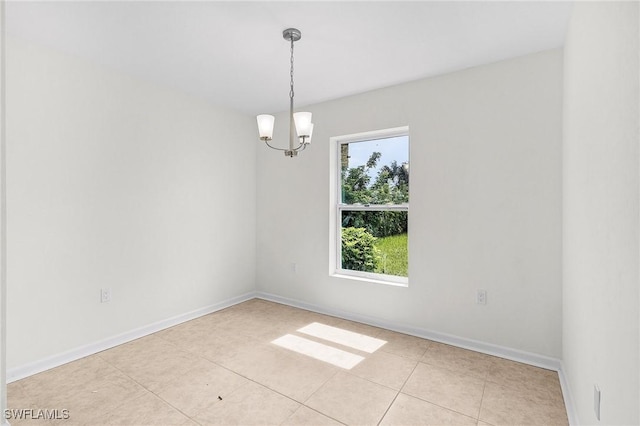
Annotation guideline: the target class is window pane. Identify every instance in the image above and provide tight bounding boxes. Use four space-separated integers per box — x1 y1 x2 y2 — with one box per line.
341 210 408 277
340 136 409 205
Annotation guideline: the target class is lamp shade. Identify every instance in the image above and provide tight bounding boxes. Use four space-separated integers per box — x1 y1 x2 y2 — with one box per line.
257 114 275 140
293 112 313 137
305 123 314 144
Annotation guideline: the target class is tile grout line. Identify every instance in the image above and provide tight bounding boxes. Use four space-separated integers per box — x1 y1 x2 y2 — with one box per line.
395 359 487 422
375 351 423 425
149 315 353 423
477 379 488 422
188 354 339 421
393 389 483 423
299 366 341 406
26 354 156 420
93 351 202 424
182 380 255 424
94 338 241 426
282 404 347 426
375 389 401 426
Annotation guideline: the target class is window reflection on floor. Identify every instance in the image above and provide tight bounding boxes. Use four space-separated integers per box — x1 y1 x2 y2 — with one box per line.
298 322 386 353
271 323 387 369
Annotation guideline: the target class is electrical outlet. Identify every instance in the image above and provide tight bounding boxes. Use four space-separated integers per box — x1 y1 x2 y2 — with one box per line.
100 288 112 303
476 289 487 305
594 385 601 420
290 263 297 274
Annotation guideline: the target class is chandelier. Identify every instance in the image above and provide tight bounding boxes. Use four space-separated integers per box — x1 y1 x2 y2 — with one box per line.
256 28 314 158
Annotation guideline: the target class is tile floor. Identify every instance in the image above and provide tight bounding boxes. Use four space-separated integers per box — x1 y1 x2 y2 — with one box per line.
7 299 568 425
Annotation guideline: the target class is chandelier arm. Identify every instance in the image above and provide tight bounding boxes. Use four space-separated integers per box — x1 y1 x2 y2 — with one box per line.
264 140 289 152
291 139 306 152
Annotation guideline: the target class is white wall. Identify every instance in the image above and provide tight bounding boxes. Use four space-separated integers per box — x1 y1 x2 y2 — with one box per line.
256 49 563 358
563 2 639 425
6 37 256 369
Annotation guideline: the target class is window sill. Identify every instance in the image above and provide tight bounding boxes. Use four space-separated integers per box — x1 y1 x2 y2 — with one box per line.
330 272 408 288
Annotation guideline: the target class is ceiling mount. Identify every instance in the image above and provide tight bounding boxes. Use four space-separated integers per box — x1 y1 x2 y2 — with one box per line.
282 28 301 43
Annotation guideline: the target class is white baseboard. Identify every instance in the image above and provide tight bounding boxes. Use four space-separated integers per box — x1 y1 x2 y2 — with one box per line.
558 362 580 425
7 291 257 383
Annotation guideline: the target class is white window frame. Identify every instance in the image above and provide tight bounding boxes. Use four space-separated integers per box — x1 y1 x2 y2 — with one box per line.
329 126 409 286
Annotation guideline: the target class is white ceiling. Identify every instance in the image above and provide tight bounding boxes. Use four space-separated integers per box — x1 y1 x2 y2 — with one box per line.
6 1 573 115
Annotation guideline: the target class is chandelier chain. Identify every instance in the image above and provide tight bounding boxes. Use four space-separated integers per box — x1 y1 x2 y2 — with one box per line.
289 37 295 101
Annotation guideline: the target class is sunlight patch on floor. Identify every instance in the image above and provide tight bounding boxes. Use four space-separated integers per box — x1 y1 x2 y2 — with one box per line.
271 334 365 369
297 322 387 353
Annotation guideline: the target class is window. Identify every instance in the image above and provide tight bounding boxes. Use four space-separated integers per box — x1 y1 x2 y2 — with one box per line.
330 127 409 285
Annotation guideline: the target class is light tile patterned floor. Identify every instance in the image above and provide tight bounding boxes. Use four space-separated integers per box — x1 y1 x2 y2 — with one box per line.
7 299 568 425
